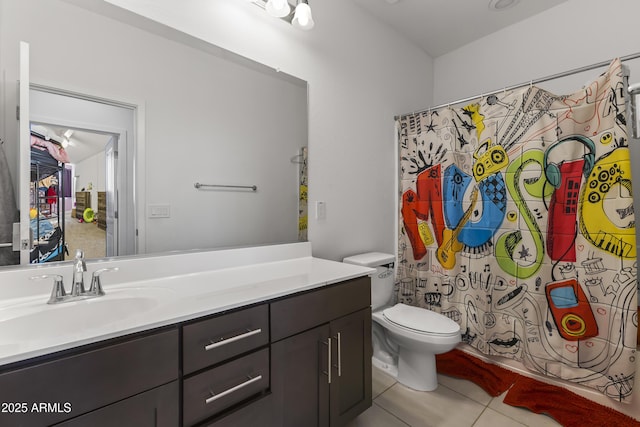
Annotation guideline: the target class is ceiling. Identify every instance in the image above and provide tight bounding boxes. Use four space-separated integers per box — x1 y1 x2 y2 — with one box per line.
30 124 112 165
350 0 569 58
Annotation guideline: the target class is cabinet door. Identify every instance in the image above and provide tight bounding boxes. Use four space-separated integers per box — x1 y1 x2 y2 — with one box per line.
56 381 178 427
330 308 372 427
271 324 330 427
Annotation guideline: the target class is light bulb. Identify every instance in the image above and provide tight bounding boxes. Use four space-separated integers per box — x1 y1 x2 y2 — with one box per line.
292 2 314 30
265 0 291 18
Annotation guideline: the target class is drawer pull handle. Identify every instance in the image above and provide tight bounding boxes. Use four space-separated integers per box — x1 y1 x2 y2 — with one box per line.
336 332 342 377
322 338 332 384
205 374 263 405
204 328 262 351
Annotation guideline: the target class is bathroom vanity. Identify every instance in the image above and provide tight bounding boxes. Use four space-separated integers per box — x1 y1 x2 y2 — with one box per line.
0 243 374 426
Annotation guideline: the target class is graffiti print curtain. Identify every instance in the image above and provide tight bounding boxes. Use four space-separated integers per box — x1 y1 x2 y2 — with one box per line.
397 59 638 402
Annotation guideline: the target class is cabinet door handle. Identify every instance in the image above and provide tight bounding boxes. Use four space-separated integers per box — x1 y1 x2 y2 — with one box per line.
205 374 263 404
336 332 342 377
204 328 262 351
322 338 332 384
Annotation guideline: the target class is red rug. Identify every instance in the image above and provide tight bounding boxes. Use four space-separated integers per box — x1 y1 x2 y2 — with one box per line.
504 376 639 427
436 349 639 427
435 349 517 396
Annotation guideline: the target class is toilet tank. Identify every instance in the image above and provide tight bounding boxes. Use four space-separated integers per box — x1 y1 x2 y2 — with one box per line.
343 252 395 311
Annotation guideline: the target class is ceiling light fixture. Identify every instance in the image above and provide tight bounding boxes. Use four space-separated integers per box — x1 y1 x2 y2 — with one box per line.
265 0 291 18
251 0 315 30
488 0 520 11
292 0 314 30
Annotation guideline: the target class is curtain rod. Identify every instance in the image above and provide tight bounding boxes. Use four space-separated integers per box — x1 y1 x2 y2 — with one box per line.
395 51 640 120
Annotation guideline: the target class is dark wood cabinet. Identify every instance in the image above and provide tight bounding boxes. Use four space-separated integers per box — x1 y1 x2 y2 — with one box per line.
56 381 179 427
0 328 179 427
272 324 331 427
182 304 269 375
75 191 90 219
97 191 106 230
271 277 372 427
204 394 274 427
329 308 372 426
0 275 371 427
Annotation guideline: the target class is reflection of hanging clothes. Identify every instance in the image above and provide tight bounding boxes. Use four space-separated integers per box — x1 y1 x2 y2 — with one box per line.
46 185 57 205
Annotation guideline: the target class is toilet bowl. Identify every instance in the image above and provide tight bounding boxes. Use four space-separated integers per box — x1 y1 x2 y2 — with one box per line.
343 252 461 392
372 303 460 391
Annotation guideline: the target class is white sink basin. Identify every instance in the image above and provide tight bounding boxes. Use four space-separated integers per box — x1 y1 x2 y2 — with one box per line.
0 287 176 349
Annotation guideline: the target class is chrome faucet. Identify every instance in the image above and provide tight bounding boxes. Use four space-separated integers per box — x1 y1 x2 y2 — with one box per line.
88 268 119 296
30 249 118 304
71 249 87 297
31 274 67 304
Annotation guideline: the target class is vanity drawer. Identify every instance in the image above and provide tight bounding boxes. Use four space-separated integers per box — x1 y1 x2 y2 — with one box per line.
271 276 371 342
183 348 270 426
204 394 273 427
183 304 269 374
0 328 179 427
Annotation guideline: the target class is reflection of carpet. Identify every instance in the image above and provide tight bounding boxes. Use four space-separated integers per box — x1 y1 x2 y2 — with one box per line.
436 349 639 426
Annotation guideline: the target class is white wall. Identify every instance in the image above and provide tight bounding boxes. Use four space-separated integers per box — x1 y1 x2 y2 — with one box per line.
0 0 330 256
98 0 434 260
434 0 640 104
74 151 106 213
0 0 432 261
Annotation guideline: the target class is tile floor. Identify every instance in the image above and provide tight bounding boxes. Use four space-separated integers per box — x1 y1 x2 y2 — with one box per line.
347 366 562 427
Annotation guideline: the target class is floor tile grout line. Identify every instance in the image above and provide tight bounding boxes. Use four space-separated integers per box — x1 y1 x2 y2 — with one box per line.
373 369 554 426
372 378 399 400
375 381 489 427
437 380 494 408
470 406 491 427
371 401 412 427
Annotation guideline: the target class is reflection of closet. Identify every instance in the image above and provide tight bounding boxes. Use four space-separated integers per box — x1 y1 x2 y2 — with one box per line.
30 134 66 263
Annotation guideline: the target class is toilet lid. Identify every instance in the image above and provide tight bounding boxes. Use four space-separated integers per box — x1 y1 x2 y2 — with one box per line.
382 304 460 335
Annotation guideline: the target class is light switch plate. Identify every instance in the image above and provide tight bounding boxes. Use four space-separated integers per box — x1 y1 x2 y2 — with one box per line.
316 201 326 220
147 204 171 218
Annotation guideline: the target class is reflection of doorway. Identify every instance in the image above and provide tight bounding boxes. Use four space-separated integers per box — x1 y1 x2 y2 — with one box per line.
29 85 136 259
30 124 116 259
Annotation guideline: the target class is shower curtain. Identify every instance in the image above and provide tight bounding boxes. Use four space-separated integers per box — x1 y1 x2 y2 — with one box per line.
397 59 637 402
298 146 308 241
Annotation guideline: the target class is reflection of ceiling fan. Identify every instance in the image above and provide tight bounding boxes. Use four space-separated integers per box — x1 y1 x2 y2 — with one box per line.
62 129 74 147
29 123 111 164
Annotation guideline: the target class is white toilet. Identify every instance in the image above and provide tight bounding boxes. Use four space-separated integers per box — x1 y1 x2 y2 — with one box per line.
344 252 461 392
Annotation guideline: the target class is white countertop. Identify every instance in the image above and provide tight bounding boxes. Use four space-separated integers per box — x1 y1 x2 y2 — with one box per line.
0 243 375 367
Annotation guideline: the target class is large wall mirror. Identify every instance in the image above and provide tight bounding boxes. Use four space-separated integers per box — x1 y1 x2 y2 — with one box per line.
0 0 308 268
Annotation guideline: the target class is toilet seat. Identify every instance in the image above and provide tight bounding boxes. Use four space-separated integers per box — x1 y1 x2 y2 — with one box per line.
382 304 460 337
